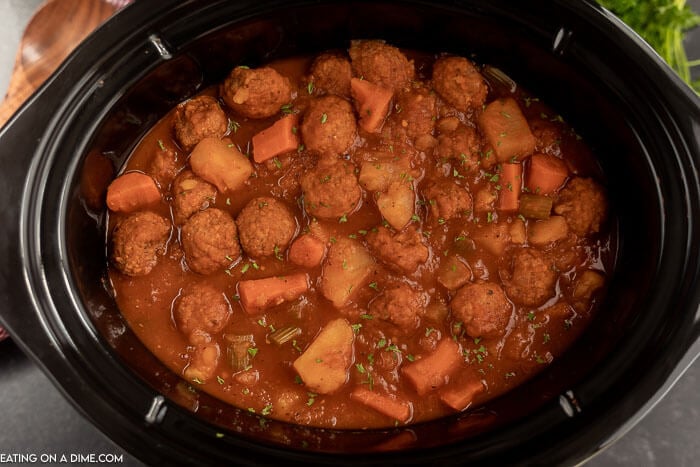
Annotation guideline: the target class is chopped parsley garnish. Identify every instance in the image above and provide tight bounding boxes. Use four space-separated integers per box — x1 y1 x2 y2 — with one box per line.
261 404 273 416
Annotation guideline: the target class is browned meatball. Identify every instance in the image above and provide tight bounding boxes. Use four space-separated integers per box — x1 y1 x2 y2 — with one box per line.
236 197 297 258
181 208 241 274
221 66 292 119
392 85 437 139
173 95 228 152
366 225 429 273
175 283 232 336
432 56 488 113
309 53 352 97
504 248 557 307
301 159 361 220
369 283 426 333
554 177 607 236
451 282 511 339
149 145 182 189
111 211 170 276
423 179 472 221
348 40 414 91
530 119 562 155
436 124 482 172
171 170 217 224
301 96 357 156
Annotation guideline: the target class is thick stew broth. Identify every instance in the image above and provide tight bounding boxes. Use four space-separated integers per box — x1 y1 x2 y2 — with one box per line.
106 42 613 429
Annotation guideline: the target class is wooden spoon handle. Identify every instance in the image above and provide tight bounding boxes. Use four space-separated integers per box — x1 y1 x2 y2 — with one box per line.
0 0 130 128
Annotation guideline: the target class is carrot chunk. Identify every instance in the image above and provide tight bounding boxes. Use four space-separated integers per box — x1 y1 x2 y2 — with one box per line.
350 77 393 133
288 235 326 268
252 115 300 163
526 153 568 195
439 379 485 411
293 318 354 394
497 163 522 212
106 172 161 213
351 386 413 423
238 273 308 314
477 97 536 162
402 338 463 395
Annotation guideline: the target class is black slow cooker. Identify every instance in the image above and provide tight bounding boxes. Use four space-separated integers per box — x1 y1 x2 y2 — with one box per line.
0 0 699 464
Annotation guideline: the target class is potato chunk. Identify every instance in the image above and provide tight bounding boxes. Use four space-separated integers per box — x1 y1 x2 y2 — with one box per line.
477 97 536 162
189 137 253 192
528 216 568 246
293 318 354 394
320 238 374 308
472 223 510 256
377 180 415 230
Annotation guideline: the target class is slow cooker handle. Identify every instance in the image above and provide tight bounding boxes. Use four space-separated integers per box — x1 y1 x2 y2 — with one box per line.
0 86 58 356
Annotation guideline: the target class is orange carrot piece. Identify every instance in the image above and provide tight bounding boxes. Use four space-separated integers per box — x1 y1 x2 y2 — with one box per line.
477 97 536 162
238 273 308 314
401 338 463 396
351 386 413 423
106 172 161 213
525 153 568 195
439 379 485 411
350 77 393 133
497 163 522 212
252 115 300 163
288 235 326 268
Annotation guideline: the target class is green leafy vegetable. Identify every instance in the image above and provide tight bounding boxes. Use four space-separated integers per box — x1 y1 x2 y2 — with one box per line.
598 0 700 90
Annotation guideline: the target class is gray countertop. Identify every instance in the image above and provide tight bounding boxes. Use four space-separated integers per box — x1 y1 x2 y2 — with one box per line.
0 1 698 465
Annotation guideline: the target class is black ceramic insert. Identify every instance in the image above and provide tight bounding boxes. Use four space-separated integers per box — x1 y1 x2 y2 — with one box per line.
0 1 698 465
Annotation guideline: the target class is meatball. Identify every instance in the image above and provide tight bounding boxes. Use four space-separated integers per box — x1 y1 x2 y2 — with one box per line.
309 53 352 97
175 283 232 336
554 177 607 236
181 208 241 274
530 119 562 156
366 225 429 273
369 283 426 333
436 124 482 172
149 145 181 189
348 40 414 91
451 282 511 339
504 248 557 307
423 179 472 221
301 159 361 220
301 96 357 156
171 170 217 224
392 85 437 140
236 197 297 258
173 95 228 152
221 66 292 119
111 211 170 276
432 56 488 113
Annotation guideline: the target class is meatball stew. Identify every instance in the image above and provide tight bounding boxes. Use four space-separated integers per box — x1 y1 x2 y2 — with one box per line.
105 41 613 429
